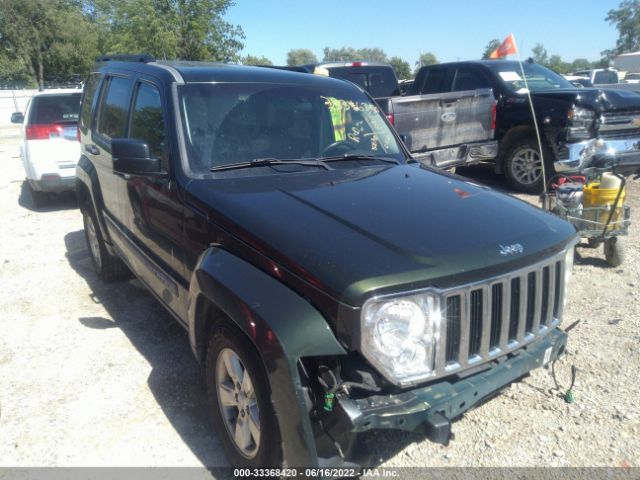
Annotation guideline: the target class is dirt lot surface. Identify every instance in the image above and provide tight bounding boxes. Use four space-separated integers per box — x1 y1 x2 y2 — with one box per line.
1 132 638 470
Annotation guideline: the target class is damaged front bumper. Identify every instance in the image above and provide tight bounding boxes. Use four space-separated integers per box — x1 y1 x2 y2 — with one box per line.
314 328 568 467
555 137 640 174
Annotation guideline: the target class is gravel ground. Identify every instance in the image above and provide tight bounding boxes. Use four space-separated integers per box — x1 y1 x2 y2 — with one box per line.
0 132 638 470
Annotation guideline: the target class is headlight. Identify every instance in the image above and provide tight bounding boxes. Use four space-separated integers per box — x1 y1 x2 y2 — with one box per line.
361 293 441 386
568 106 596 140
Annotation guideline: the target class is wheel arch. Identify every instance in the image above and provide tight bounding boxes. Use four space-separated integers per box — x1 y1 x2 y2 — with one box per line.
188 246 346 467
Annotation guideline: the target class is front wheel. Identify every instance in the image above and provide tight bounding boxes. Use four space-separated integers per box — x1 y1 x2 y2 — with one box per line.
504 138 553 194
206 326 282 467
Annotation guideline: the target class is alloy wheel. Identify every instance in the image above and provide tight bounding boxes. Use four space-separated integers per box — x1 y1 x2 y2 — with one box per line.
216 348 261 459
85 214 102 269
510 146 542 186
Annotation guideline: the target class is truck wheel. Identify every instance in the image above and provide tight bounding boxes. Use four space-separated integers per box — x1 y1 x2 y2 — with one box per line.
82 206 129 282
504 138 552 194
206 326 282 467
604 236 625 267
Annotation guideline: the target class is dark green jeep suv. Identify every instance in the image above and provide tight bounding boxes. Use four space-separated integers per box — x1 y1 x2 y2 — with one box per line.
75 54 578 468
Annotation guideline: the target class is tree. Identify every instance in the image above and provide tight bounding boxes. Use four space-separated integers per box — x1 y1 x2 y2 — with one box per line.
482 39 501 59
89 0 245 62
322 47 388 62
531 43 549 65
547 55 571 74
286 48 317 66
604 0 640 57
389 56 411 80
0 0 99 89
414 52 438 75
243 54 272 66
570 58 592 71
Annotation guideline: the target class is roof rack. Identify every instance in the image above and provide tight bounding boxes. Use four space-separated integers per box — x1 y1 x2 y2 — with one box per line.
96 54 156 63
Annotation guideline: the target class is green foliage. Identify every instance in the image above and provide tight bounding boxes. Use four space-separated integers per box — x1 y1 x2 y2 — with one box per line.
604 0 640 57
243 55 273 66
414 52 438 76
482 39 501 59
531 43 549 65
90 0 244 62
0 0 245 87
0 0 99 88
286 49 318 66
570 58 592 71
389 56 411 80
323 47 388 62
547 54 571 74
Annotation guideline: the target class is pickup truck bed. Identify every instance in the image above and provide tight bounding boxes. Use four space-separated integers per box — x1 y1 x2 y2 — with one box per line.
376 88 497 168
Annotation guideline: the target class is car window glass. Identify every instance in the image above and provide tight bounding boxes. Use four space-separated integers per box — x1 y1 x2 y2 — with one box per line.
80 74 101 131
420 68 450 94
130 82 166 162
452 68 491 91
98 76 133 139
178 83 404 172
29 93 81 124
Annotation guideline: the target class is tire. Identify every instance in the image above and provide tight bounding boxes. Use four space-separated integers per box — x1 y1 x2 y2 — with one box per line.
503 137 553 194
30 184 48 208
604 236 625 267
206 326 282 468
82 205 129 282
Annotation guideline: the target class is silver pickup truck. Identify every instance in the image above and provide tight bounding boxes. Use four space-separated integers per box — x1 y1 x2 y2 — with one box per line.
375 66 498 169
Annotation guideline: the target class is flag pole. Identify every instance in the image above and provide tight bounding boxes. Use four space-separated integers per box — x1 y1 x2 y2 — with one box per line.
512 35 548 194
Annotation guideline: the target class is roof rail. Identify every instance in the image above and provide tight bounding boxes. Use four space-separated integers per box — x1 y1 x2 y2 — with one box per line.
96 54 156 63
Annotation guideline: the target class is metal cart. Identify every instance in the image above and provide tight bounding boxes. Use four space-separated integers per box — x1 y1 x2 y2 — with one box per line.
541 164 638 267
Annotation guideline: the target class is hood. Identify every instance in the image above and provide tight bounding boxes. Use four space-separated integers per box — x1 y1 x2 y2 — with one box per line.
188 165 576 305
532 87 640 113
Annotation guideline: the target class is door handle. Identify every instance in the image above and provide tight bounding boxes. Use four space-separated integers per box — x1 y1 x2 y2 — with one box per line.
85 144 99 155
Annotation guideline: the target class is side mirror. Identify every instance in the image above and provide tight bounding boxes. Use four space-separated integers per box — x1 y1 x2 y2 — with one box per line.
11 112 24 124
111 138 163 176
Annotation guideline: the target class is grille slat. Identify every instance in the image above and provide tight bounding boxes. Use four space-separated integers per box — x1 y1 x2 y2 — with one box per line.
432 253 567 378
499 280 511 350
490 283 503 349
469 289 483 357
458 293 470 365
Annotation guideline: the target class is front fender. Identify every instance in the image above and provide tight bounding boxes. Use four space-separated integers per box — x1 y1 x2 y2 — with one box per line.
188 247 346 467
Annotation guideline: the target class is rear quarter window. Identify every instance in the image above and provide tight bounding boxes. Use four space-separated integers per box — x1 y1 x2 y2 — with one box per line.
28 93 81 125
79 74 102 133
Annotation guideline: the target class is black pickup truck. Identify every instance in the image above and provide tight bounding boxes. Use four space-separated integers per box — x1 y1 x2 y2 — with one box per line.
412 60 640 192
76 56 578 469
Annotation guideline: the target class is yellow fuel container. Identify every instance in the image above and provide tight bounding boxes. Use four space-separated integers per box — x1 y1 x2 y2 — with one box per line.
582 178 626 226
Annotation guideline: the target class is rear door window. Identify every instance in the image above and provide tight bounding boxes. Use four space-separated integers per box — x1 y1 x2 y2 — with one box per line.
97 76 133 139
130 82 167 166
451 67 491 91
28 93 81 125
79 73 102 133
419 68 452 94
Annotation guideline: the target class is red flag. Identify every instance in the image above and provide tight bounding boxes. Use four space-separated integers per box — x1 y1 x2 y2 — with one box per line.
489 34 518 59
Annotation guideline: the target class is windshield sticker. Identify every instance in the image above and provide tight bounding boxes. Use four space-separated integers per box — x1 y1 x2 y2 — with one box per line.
499 71 522 82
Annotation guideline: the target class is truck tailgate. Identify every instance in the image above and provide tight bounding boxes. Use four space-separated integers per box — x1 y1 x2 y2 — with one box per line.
390 88 495 154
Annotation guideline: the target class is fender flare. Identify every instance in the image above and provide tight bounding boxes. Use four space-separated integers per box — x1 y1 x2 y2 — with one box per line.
76 155 115 251
188 247 346 467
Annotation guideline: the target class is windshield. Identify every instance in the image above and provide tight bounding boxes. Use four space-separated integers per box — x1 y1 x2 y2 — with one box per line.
178 82 404 173
488 63 575 93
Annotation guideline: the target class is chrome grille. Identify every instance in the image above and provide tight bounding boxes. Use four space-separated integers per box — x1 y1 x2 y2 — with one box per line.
599 111 640 139
435 252 566 376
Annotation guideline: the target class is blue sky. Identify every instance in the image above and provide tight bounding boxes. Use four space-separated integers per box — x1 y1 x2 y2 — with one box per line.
225 0 621 65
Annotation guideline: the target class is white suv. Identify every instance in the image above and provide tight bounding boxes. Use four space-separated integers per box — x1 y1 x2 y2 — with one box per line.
13 89 82 206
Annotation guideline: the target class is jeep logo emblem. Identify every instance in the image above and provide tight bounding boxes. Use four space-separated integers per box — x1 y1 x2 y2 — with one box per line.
441 112 456 123
499 243 524 256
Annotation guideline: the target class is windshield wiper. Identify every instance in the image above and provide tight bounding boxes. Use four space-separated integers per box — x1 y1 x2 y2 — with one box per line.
319 154 401 165
210 158 331 172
